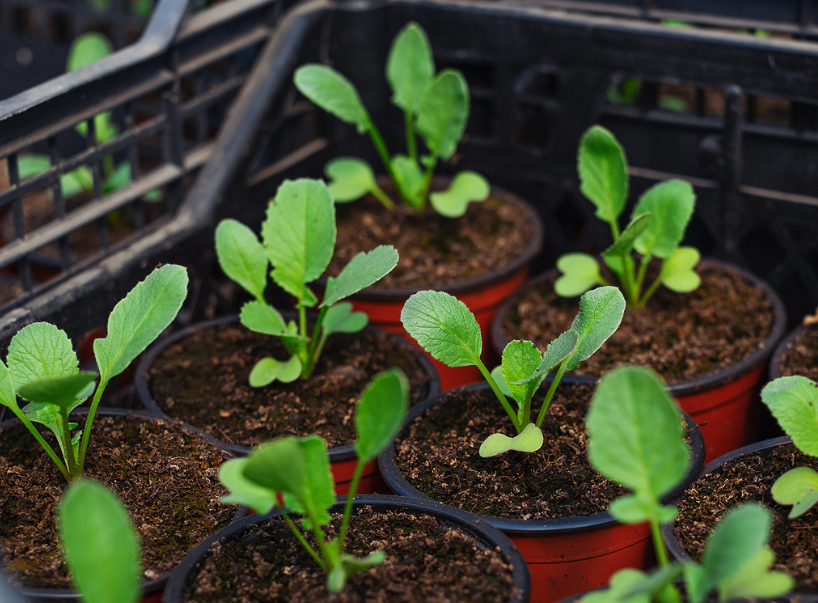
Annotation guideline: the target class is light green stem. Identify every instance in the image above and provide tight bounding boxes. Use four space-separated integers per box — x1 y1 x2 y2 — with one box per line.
418 158 437 211
368 184 394 210
10 406 69 481
277 504 326 571
535 360 569 428
475 360 521 433
77 378 108 471
338 459 365 550
634 254 651 299
366 120 404 204
304 306 329 379
404 109 417 163
636 273 664 309
59 404 79 478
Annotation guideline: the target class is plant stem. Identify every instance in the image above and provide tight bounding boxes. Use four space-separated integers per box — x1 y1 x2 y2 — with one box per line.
535 360 569 428
369 183 394 210
634 254 651 298
475 360 521 433
11 407 69 481
59 404 79 478
304 306 329 379
637 274 664 309
418 158 437 211
404 109 417 163
338 459 365 550
277 504 326 571
366 121 404 204
651 517 670 568
77 378 108 471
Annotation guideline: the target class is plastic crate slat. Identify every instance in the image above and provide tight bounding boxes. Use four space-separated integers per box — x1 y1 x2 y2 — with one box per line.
179 76 245 118
177 25 270 77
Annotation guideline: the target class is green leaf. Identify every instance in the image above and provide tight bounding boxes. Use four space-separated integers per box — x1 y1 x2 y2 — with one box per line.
94 265 188 383
401 290 482 368
586 366 690 520
583 565 685 603
216 219 268 301
354 368 410 462
659 247 701 292
578 125 629 225
0 360 18 412
761 375 818 456
248 355 301 388
717 548 794 602
513 329 579 387
239 301 297 338
294 65 371 134
391 155 425 208
325 158 377 203
772 466 818 518
386 22 435 112
416 70 469 161
220 458 279 514
323 245 398 307
17 372 97 409
632 180 695 259
603 213 651 259
555 253 603 297
564 286 626 370
490 365 515 399
609 495 676 524
18 154 51 180
262 179 335 304
103 163 131 194
429 171 490 218
58 479 141 603
322 302 368 337
501 340 544 408
8 322 79 387
479 423 543 457
67 32 112 71
61 167 94 197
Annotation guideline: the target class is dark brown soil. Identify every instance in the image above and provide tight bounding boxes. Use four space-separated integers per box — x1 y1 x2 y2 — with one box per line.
674 443 818 593
396 384 631 519
327 192 535 290
501 264 773 383
182 506 517 603
146 323 431 449
0 414 234 589
775 326 818 381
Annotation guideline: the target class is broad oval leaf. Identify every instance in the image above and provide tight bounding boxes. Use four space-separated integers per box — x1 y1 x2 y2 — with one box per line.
479 423 543 457
659 246 701 292
578 125 629 225
401 290 482 367
416 70 469 161
501 340 543 407
564 286 626 370
94 264 188 383
322 302 368 337
761 375 818 456
239 301 290 337
429 171 490 218
294 65 370 134
67 32 112 71
58 479 141 603
8 322 79 387
387 22 435 112
219 458 278 514
215 219 267 301
632 179 695 259
772 467 818 518
355 368 409 462
323 245 399 307
248 355 301 388
17 372 98 409
555 253 602 298
325 157 376 202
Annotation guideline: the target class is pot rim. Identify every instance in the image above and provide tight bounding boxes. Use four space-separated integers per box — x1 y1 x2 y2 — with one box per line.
490 258 787 396
768 323 814 382
162 494 531 603
378 382 706 535
134 314 441 459
313 181 544 300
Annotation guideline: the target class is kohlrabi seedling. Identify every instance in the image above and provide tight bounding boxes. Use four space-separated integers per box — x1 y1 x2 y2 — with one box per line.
556 125 700 309
218 369 408 593
215 178 398 387
761 376 818 518
294 22 489 218
400 286 625 456
0 264 187 482
585 365 792 603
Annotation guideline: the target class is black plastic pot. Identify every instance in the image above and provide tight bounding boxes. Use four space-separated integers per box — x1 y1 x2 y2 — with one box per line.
162 494 530 603
0 408 244 603
134 314 440 493
378 382 706 603
491 259 787 462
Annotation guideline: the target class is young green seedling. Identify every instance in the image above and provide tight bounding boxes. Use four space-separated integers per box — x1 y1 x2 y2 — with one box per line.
218 369 409 593
58 479 141 603
585 365 792 603
215 178 398 386
400 286 625 456
761 376 818 518
556 125 700 309
294 22 489 218
0 264 188 481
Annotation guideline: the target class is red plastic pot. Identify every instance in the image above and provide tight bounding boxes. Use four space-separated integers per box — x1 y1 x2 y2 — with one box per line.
378 383 706 603
491 259 787 463
134 315 440 495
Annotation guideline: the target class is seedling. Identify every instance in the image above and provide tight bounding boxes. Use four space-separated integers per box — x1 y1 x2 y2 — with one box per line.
58 479 141 603
400 286 625 456
556 125 700 309
294 22 489 218
219 369 409 593
215 178 398 387
0 264 188 481
761 376 818 518
585 366 792 603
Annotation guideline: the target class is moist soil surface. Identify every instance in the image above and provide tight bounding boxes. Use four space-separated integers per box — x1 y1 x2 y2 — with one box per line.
395 384 631 520
0 414 234 589
501 264 773 383
673 442 818 593
327 192 535 290
146 323 431 449
775 326 818 381
182 506 517 603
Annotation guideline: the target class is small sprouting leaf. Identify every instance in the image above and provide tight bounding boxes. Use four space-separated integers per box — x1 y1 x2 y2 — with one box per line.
220 458 278 514
8 322 79 388
262 179 336 304
772 467 818 518
0 360 18 412
391 155 425 208
216 219 268 301
577 125 629 225
555 253 602 297
716 548 794 602
294 65 371 134
632 179 695 259
582 566 685 603
490 365 515 399
325 158 377 203
401 290 482 368
429 171 490 218
603 213 651 259
240 301 297 338
248 356 301 388
330 551 386 593
322 303 368 337
61 167 94 197
416 70 469 161
386 22 435 112
479 423 543 457
659 246 700 292
761 376 818 456
94 264 188 383
501 340 544 407
17 372 98 409
323 245 399 307
58 479 141 603
67 32 112 71
564 286 626 370
355 369 409 462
